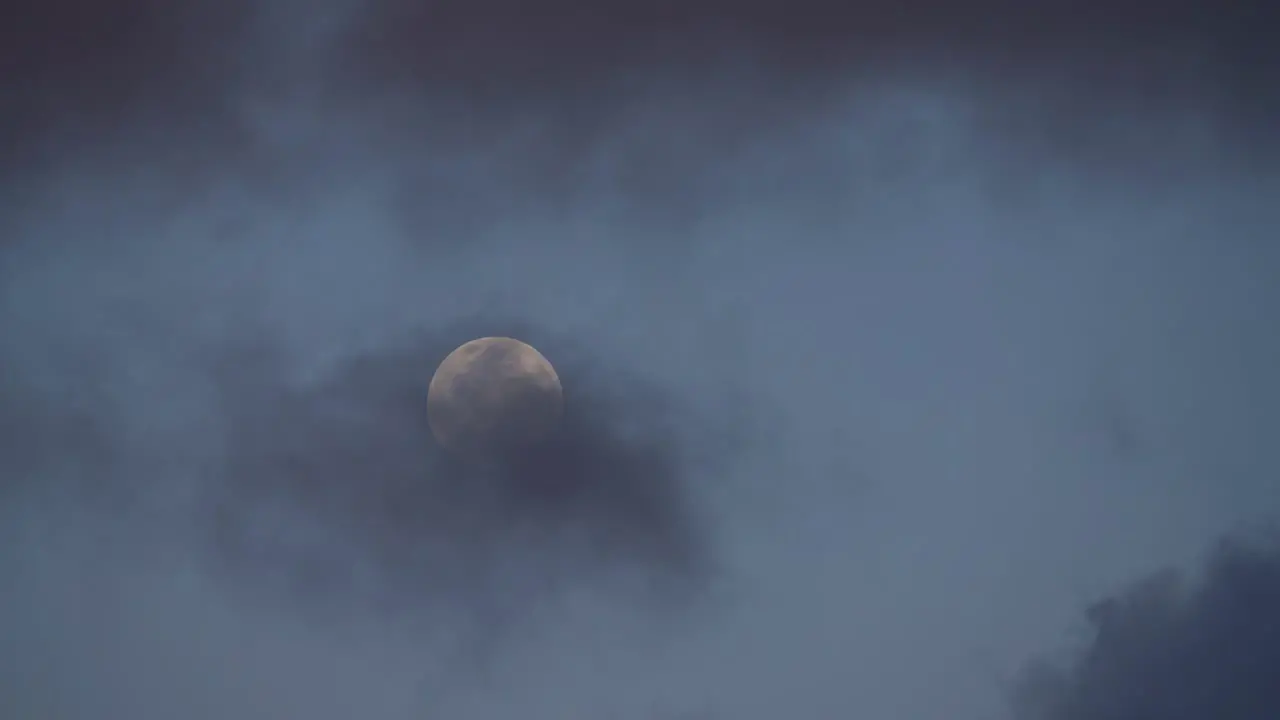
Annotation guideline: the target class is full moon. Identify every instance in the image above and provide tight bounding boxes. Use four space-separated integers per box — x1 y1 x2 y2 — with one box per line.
427 337 564 453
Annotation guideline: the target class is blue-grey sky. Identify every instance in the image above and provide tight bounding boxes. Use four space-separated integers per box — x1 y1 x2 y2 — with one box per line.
2 2 1278 719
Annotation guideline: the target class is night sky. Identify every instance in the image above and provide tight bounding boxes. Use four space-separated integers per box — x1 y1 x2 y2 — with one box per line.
2 1 1278 718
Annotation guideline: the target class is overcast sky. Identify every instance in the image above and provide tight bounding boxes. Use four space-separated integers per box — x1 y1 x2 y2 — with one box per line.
1 1 1277 719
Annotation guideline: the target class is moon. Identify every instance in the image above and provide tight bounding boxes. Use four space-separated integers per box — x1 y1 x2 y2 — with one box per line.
427 337 564 453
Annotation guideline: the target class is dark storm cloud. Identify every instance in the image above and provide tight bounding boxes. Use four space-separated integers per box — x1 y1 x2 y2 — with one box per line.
344 0 1278 83
330 0 1280 182
1010 534 1280 720
4 0 1276 161
0 0 252 171
200 315 721 624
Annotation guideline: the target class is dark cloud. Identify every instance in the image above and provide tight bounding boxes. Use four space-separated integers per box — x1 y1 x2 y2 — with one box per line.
198 315 723 626
4 0 1277 163
1010 534 1280 720
333 0 1280 179
0 0 252 170
344 0 1277 84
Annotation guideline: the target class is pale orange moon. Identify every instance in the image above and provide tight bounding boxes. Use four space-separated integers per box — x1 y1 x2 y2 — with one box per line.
427 337 564 453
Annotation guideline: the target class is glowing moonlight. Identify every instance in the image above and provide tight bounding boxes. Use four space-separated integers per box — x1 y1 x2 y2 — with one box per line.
427 337 564 453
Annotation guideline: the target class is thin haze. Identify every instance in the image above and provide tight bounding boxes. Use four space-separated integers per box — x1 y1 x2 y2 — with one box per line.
1 1 1278 719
